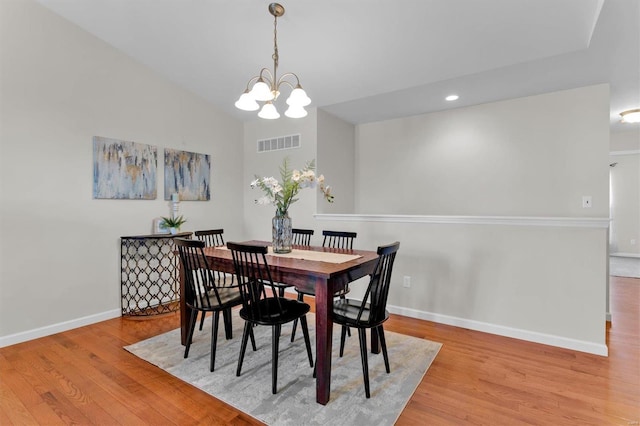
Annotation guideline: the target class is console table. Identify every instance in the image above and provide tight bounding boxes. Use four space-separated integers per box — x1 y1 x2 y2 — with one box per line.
120 232 191 317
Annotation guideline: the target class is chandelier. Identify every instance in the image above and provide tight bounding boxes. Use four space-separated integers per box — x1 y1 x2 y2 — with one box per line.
235 3 311 119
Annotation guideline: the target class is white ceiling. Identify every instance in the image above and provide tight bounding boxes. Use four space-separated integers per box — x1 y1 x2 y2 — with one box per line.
37 0 639 132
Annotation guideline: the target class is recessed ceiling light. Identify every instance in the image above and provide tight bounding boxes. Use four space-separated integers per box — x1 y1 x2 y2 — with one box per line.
620 109 640 124
445 95 459 101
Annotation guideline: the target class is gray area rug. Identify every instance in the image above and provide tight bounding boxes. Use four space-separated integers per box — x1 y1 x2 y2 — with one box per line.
610 256 640 278
125 310 441 425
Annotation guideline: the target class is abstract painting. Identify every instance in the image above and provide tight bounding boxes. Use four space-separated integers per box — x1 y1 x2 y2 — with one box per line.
93 136 157 199
164 148 210 201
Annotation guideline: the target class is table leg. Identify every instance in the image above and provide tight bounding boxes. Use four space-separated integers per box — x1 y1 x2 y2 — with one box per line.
179 261 191 346
371 328 380 354
314 277 333 405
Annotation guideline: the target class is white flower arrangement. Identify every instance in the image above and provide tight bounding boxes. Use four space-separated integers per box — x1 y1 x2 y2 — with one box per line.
251 157 334 216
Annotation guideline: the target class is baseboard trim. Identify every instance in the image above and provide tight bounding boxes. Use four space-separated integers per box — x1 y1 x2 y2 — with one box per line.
288 291 609 356
387 304 609 357
2 302 609 356
314 214 610 228
0 309 121 348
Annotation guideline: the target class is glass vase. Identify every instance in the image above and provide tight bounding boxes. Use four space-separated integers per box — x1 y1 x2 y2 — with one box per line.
272 212 293 253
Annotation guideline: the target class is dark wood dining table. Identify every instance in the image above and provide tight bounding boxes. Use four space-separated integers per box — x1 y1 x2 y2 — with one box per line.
178 240 379 405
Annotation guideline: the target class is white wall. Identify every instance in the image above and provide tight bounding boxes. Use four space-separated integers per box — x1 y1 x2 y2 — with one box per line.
241 84 609 354
609 129 640 256
241 109 356 245
317 109 356 214
242 111 320 240
318 85 611 355
0 0 244 344
355 86 610 216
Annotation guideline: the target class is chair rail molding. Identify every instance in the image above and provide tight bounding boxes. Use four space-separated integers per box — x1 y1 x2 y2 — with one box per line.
314 214 611 228
610 150 640 156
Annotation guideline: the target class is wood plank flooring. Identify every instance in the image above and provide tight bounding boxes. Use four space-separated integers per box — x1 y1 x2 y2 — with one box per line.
1 276 638 425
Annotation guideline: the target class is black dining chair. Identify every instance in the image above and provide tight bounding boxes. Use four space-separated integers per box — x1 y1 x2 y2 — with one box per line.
290 230 357 342
292 228 314 246
194 229 234 332
332 241 400 398
174 238 246 372
227 242 314 394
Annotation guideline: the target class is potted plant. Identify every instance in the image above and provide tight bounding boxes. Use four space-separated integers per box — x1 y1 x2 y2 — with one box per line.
160 215 187 234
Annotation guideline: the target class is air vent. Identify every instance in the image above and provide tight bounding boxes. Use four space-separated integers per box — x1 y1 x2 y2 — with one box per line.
257 134 300 153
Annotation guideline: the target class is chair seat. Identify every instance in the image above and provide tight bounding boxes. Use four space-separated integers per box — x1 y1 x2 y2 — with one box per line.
270 278 293 298
192 287 242 310
332 298 388 328
239 297 310 326
200 272 235 287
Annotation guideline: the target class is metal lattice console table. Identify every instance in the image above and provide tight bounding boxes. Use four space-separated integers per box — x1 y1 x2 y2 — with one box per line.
120 232 191 317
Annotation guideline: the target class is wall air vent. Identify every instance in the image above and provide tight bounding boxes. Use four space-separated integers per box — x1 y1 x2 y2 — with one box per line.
257 134 300 153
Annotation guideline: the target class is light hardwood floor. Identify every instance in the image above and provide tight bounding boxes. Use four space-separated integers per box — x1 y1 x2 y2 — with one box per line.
1 276 638 425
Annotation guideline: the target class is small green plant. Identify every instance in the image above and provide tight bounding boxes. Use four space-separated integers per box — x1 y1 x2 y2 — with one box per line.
160 215 187 230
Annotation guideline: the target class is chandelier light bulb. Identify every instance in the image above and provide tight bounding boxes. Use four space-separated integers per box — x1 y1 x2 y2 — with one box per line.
285 105 308 118
258 101 280 119
235 91 259 111
286 86 311 107
620 109 640 124
250 80 274 102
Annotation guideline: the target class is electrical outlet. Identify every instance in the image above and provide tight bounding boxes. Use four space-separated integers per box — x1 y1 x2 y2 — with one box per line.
403 276 411 288
631 239 637 245
582 196 592 208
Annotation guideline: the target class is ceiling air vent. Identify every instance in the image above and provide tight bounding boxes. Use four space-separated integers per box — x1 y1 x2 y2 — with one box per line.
257 134 300 153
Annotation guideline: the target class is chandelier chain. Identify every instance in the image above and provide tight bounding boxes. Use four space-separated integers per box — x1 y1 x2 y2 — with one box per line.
272 14 279 80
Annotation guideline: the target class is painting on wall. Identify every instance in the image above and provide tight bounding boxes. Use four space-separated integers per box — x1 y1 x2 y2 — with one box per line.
93 136 157 199
164 148 211 201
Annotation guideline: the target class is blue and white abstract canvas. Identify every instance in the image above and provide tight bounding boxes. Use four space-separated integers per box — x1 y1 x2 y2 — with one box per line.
164 148 210 201
93 136 157 199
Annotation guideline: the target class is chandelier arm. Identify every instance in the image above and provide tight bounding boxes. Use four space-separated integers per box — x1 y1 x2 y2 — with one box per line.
243 75 261 90
275 72 301 91
258 67 275 86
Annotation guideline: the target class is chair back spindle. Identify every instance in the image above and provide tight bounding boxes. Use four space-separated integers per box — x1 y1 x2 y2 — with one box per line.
195 229 225 247
292 228 314 246
322 230 357 249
